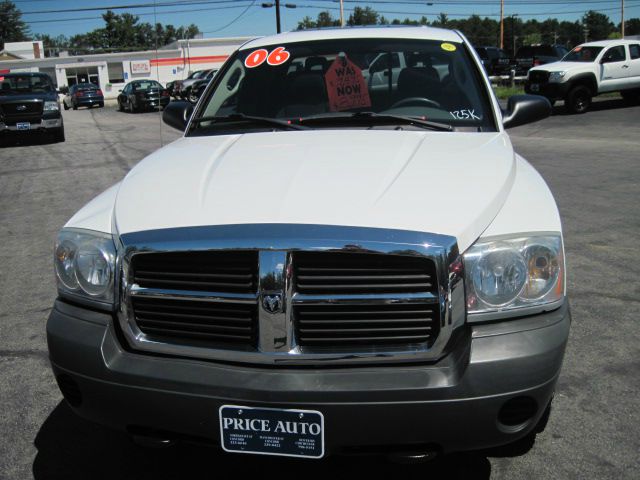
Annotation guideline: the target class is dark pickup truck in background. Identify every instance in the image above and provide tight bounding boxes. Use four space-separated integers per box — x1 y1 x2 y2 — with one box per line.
512 44 568 76
476 46 512 76
0 72 65 143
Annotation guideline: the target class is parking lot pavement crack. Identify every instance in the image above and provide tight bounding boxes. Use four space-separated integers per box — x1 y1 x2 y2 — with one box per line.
0 349 49 361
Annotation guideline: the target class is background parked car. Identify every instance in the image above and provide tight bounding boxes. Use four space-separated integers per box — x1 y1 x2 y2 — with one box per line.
476 46 512 76
62 83 104 110
512 44 569 76
185 69 218 103
117 80 170 113
174 69 213 100
165 80 177 99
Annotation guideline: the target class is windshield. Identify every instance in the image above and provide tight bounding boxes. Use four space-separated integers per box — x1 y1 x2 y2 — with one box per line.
0 75 54 95
133 81 163 91
76 83 98 91
562 46 603 62
194 38 495 133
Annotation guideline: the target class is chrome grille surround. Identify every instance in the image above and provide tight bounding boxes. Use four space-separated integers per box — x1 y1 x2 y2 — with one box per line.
117 224 464 366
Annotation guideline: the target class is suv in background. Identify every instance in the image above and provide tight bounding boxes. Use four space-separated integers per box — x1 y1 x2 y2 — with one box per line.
0 72 64 143
185 69 218 103
526 39 640 113
174 69 212 100
512 44 568 76
476 46 512 76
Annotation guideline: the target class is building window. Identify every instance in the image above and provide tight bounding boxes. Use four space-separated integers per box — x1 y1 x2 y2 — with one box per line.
108 62 125 83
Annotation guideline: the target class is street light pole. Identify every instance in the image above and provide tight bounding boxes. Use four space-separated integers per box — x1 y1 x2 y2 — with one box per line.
500 0 504 49
340 0 345 27
275 0 281 33
621 0 625 37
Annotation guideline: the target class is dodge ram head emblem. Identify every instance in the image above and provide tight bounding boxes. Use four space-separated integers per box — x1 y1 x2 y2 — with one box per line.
262 294 283 314
16 105 27 111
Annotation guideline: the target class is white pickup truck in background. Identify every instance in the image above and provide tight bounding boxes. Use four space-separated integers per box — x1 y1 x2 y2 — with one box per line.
526 39 640 113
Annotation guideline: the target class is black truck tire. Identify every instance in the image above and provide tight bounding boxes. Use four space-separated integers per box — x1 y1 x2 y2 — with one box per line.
52 126 65 143
565 85 591 114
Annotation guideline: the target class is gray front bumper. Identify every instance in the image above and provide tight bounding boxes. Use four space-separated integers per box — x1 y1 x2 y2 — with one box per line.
47 300 570 455
0 117 62 131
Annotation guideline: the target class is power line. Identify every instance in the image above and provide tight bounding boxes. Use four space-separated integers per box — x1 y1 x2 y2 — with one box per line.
20 0 640 28
20 0 251 15
22 3 256 24
204 0 257 32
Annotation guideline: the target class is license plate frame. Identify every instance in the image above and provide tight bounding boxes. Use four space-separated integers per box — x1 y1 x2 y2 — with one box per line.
219 405 325 459
16 122 30 131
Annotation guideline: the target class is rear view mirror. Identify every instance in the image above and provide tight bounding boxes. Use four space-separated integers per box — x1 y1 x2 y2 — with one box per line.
163 101 194 131
502 95 551 129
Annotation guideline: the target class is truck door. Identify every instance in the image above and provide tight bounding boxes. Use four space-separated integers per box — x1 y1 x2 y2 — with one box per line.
599 45 629 92
627 44 640 87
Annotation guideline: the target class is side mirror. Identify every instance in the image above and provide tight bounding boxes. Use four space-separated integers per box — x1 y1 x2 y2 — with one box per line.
163 100 194 131
502 94 551 129
118 89 123 93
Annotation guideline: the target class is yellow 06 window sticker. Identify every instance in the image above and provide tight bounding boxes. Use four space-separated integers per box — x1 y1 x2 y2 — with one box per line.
441 43 457 52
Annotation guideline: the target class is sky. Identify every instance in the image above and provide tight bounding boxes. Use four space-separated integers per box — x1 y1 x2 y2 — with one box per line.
15 0 640 39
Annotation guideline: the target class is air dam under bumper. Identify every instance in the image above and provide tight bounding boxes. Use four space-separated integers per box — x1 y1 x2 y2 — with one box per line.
47 300 570 455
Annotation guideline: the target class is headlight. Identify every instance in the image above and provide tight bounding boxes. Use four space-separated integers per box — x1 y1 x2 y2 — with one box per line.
44 101 59 111
464 234 564 318
548 71 566 82
54 229 116 308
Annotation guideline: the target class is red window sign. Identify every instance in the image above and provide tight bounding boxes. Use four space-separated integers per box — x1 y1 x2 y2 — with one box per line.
324 55 371 112
245 49 269 68
267 47 290 66
245 47 290 68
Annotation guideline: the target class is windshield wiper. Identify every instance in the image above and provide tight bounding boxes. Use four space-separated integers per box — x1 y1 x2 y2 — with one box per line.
191 113 308 131
299 112 453 132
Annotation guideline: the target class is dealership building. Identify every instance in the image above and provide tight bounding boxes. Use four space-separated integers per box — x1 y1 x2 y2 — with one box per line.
0 37 251 99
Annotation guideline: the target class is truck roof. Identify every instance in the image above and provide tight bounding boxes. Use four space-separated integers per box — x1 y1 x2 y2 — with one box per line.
580 39 638 47
240 25 464 50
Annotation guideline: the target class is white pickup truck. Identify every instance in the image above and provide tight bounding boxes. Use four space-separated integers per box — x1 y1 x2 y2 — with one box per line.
48 26 570 462
526 39 640 113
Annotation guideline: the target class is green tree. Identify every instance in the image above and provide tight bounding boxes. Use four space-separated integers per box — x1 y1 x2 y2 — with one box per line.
0 0 30 49
67 11 200 52
347 6 379 26
624 18 640 35
432 13 449 28
296 11 339 30
582 10 614 42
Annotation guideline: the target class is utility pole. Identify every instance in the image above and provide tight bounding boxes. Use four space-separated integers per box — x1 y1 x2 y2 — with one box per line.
275 0 281 33
500 0 504 49
621 0 625 37
340 0 345 27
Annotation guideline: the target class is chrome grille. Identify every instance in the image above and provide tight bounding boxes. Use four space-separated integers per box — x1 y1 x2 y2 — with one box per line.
132 250 257 293
295 303 438 347
128 250 258 349
529 71 550 83
293 251 437 294
292 252 440 347
132 297 257 346
119 225 462 365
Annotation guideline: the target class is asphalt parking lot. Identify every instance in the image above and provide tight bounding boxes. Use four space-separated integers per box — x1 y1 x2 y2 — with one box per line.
0 98 638 479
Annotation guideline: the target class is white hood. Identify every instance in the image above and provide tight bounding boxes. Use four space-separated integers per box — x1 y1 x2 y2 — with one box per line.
531 61 592 73
114 130 515 251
